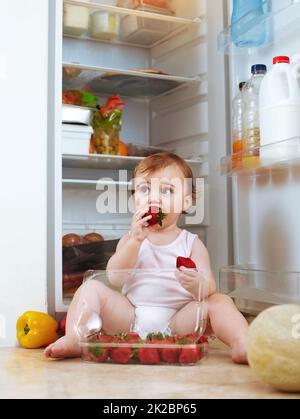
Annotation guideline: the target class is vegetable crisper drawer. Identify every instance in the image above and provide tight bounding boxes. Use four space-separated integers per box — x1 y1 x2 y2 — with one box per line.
220 265 300 315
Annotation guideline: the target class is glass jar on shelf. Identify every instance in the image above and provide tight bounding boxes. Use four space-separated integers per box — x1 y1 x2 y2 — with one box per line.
63 0 90 36
93 127 120 155
90 11 119 41
91 95 126 156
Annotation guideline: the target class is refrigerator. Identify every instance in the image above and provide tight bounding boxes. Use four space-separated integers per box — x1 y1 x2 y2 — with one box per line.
0 0 299 347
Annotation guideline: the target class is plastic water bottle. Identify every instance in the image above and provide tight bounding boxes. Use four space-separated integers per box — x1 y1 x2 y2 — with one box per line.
260 56 300 159
232 82 246 169
231 0 266 48
242 64 267 158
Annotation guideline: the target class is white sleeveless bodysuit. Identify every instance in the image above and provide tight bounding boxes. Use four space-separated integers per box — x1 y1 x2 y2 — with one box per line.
122 229 198 338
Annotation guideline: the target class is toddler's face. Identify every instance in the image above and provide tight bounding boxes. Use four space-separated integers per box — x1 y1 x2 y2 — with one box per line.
133 164 193 229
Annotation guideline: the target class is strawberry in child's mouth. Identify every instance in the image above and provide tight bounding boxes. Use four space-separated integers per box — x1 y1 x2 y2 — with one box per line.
144 206 166 227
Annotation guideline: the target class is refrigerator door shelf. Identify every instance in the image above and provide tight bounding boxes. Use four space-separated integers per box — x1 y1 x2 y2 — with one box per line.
220 265 300 316
218 0 300 55
220 137 300 177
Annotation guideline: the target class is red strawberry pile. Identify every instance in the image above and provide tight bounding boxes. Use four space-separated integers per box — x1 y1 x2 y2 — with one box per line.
84 332 208 366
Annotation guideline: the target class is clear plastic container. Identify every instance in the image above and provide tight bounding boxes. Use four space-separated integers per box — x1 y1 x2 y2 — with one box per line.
89 11 119 41
231 0 266 48
63 0 90 36
232 81 246 170
76 269 209 365
62 124 93 155
120 5 174 46
242 64 267 161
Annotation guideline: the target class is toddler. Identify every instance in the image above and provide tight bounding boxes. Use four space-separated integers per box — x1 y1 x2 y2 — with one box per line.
45 152 248 364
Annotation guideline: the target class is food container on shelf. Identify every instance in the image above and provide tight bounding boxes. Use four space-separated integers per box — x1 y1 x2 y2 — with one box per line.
62 124 93 155
118 0 171 10
93 127 120 155
76 269 209 366
62 105 93 125
89 11 119 41
119 5 174 45
63 0 90 36
117 0 133 7
126 143 174 157
134 0 171 10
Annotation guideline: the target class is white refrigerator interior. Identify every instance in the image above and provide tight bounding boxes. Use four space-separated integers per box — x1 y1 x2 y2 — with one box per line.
51 0 229 313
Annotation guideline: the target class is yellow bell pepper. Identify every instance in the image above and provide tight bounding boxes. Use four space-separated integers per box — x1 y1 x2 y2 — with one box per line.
16 311 59 349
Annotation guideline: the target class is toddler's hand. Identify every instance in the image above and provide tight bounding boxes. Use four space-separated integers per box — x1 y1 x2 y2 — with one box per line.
176 267 200 300
129 206 152 243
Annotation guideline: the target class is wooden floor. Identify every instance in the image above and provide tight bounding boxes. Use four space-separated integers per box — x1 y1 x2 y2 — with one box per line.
0 342 299 399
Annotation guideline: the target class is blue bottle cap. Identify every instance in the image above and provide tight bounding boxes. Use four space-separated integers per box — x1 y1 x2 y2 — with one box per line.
251 64 267 74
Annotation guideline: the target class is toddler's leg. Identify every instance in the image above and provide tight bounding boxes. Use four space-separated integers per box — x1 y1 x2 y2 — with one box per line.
44 280 135 359
208 293 249 364
169 301 207 336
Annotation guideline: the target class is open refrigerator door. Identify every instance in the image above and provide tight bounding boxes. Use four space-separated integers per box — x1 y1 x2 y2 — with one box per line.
218 0 300 314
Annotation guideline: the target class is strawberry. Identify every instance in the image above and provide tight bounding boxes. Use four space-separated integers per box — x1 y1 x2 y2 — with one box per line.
88 344 110 362
176 257 197 269
160 336 180 364
200 336 208 344
178 347 202 365
177 337 203 365
97 334 113 344
144 206 165 227
138 346 160 365
147 332 165 343
111 346 132 364
109 332 140 364
87 334 113 362
123 332 141 343
178 333 200 343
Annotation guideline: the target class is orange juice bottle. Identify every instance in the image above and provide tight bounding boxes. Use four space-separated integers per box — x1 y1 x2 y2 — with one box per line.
232 82 246 171
242 65 267 169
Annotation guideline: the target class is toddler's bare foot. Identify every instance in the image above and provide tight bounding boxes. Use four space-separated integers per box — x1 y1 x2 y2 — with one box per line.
231 339 248 365
44 336 82 359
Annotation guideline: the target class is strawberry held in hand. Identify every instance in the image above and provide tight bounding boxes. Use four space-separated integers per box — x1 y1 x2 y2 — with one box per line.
176 257 197 270
145 206 165 227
